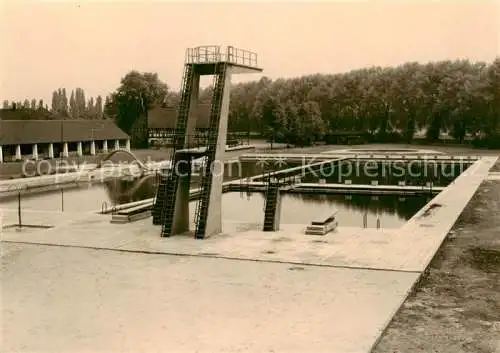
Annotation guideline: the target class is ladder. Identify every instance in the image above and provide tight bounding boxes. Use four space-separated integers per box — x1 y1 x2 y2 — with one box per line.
194 62 227 238
263 174 280 231
152 168 168 225
152 64 194 234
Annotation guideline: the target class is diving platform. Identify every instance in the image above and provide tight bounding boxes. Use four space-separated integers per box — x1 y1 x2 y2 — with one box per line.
185 46 263 75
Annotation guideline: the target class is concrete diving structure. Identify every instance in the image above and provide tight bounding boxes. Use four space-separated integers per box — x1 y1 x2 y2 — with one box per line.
153 45 262 239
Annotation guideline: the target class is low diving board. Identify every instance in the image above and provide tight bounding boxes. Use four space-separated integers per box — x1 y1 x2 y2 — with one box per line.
305 211 339 235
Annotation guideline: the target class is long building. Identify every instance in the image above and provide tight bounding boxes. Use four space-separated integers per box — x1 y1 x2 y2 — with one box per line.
0 119 130 163
146 104 211 139
143 103 245 147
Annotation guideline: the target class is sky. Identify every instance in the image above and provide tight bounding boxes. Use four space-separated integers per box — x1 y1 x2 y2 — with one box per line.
1 0 499 105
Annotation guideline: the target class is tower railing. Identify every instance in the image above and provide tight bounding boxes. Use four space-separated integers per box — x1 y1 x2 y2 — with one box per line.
185 45 258 68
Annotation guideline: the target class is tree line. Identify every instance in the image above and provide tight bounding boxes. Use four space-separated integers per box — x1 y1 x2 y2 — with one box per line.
105 58 500 148
227 58 500 147
1 87 104 120
51 87 104 119
4 57 500 148
2 98 47 111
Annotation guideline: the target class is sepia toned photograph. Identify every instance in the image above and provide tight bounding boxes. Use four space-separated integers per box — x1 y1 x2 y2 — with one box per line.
1 1 499 352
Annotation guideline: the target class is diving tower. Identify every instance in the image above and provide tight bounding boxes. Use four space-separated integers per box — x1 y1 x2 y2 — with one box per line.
152 45 262 239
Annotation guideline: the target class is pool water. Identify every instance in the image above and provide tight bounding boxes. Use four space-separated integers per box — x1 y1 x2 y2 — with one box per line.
0 160 270 212
211 192 429 229
300 160 470 187
0 160 435 228
0 181 429 229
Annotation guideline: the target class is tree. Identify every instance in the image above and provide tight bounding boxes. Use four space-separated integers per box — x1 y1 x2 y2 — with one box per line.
163 91 180 107
108 71 168 140
9 57 500 147
95 95 103 118
298 101 325 145
225 58 500 146
38 99 44 110
104 95 113 118
51 90 59 112
57 88 63 112
253 91 282 148
69 90 76 117
87 97 95 118
23 99 30 109
31 99 37 110
61 88 68 115
424 61 454 141
482 58 500 137
2 100 9 109
75 88 86 116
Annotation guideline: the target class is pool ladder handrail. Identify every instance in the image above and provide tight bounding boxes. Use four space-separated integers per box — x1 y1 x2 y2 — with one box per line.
101 201 119 215
101 201 108 214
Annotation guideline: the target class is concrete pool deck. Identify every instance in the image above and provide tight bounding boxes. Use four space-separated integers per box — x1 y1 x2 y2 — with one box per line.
2 241 419 353
1 156 497 353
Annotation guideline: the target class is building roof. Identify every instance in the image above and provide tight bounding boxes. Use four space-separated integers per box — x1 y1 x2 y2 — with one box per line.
148 104 211 129
0 120 129 145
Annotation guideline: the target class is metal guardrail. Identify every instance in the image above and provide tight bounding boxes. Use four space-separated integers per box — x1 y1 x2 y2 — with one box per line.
241 153 481 162
185 45 258 68
252 158 346 182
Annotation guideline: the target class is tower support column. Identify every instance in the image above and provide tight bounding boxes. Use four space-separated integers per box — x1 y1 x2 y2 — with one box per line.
185 72 200 148
200 66 233 238
274 191 283 230
171 154 192 234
